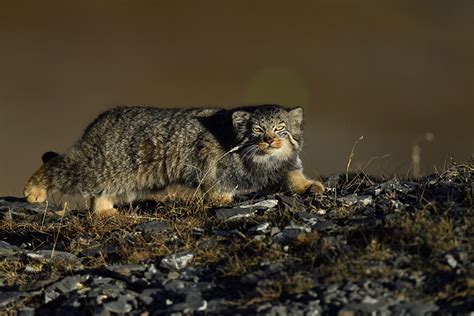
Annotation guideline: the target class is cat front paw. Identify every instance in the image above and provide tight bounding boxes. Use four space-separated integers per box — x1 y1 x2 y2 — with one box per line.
24 184 47 203
287 170 325 195
308 180 325 194
206 192 234 207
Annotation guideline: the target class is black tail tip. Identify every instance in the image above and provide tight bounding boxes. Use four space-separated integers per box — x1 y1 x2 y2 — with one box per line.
42 151 60 163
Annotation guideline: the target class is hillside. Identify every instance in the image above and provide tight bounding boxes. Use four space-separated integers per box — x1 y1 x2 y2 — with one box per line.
0 162 472 314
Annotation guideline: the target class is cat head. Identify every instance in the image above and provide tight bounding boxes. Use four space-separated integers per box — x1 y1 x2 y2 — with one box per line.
232 105 303 163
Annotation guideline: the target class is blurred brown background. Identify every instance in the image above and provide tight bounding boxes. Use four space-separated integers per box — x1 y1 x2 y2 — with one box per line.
1 0 473 196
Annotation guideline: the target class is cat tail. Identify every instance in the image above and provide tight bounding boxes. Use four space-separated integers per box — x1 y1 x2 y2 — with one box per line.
24 151 63 203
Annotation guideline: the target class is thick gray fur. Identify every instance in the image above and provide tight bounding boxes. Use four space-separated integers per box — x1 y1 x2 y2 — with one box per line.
24 104 322 208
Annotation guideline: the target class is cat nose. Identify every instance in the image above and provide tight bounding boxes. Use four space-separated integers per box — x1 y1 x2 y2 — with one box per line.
264 135 275 145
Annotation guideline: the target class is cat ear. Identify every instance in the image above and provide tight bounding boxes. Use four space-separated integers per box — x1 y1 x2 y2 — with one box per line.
232 111 251 130
288 107 303 130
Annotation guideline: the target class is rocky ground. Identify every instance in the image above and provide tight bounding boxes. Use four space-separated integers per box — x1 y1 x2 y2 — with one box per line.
0 162 472 315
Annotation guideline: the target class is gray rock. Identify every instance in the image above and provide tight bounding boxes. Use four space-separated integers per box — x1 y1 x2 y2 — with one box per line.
139 288 161 305
0 240 20 257
53 275 89 294
91 277 115 286
445 254 458 268
248 222 271 235
169 288 205 313
29 250 81 265
273 225 311 244
0 196 57 214
215 207 258 221
393 302 439 315
161 252 194 270
135 220 170 234
17 307 35 316
164 279 196 294
236 199 279 209
378 179 416 194
103 299 132 313
311 220 334 232
107 264 147 276
0 291 26 307
215 199 278 221
337 194 372 206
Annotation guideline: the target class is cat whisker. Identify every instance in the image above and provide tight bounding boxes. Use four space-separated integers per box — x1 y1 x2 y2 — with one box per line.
240 145 258 161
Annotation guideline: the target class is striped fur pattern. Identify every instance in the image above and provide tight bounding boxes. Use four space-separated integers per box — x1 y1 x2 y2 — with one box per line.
24 104 324 214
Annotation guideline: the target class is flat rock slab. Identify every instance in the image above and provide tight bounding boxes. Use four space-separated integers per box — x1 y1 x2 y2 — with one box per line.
215 199 278 221
0 196 57 214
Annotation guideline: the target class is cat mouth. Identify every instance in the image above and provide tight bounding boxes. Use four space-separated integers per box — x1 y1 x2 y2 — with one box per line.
257 141 283 154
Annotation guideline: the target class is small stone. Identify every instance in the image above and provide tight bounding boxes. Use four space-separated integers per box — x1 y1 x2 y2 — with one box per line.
238 199 278 209
47 275 88 296
272 225 311 244
104 300 132 313
135 220 170 234
32 250 82 265
394 302 439 315
296 211 320 225
337 194 372 206
337 194 359 206
361 296 378 304
248 222 271 235
311 220 334 232
270 227 280 236
169 289 205 313
0 241 20 257
168 271 180 280
139 288 160 305
161 252 194 270
215 207 257 221
44 291 60 304
317 209 327 215
91 277 115 286
215 199 278 221
446 254 458 268
0 291 26 307
107 264 147 276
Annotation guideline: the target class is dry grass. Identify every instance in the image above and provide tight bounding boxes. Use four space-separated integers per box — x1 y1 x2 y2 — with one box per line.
0 161 472 311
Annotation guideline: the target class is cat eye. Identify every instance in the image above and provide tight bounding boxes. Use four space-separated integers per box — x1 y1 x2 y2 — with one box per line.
275 125 286 132
252 127 264 133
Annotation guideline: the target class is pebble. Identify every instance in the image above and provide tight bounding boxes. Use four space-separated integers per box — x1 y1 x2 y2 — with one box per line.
103 299 132 313
161 252 194 270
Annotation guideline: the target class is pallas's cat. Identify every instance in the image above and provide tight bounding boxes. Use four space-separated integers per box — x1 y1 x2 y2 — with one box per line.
24 105 324 215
